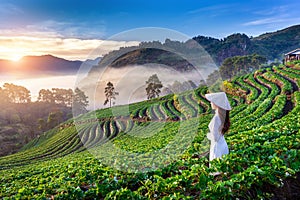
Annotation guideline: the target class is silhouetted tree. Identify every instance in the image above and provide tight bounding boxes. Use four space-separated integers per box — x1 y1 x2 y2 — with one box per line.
145 74 163 99
0 87 9 104
72 87 89 116
37 88 73 106
37 89 54 103
2 83 31 103
52 88 73 106
104 82 119 107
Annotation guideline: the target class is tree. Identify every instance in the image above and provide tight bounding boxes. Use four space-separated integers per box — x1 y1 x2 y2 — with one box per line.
199 79 206 87
219 57 235 79
2 83 31 103
145 74 163 99
37 88 73 106
206 70 221 86
219 54 267 79
251 54 267 69
37 118 47 132
47 111 63 129
104 82 119 107
72 87 89 116
51 88 73 106
37 89 54 103
0 87 9 104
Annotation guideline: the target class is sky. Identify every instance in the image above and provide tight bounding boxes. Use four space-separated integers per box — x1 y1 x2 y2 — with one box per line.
0 0 299 61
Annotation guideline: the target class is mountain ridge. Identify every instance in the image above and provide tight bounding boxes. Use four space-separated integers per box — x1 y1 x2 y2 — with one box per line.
194 24 300 64
0 55 101 76
0 25 299 76
95 24 300 69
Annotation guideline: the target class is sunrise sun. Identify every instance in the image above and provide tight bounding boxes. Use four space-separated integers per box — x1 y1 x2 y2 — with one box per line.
10 54 23 62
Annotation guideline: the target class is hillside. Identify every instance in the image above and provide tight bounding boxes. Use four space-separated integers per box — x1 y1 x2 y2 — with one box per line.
193 24 300 64
194 25 300 64
252 25 300 60
0 62 299 199
93 24 300 70
0 102 72 157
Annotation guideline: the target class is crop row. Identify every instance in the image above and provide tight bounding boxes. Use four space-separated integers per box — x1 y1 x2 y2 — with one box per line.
0 91 298 199
273 66 300 89
246 74 269 101
0 65 299 199
1 67 291 169
282 65 300 75
236 75 259 103
230 94 286 134
263 71 293 95
255 75 280 98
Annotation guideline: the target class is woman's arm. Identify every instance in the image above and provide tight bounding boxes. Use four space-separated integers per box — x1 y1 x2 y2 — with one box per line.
207 116 222 142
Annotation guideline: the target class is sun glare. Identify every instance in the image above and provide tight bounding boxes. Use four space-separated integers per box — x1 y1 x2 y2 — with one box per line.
10 55 23 62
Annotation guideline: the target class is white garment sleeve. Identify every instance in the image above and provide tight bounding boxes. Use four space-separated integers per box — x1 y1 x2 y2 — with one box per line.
206 132 213 140
207 115 222 142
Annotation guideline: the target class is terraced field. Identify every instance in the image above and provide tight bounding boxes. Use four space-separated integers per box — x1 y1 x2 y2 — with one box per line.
0 64 299 199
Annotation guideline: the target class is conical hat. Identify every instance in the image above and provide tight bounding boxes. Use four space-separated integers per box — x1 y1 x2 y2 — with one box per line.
205 92 232 110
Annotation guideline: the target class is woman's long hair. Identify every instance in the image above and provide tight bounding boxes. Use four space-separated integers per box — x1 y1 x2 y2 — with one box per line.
217 108 230 135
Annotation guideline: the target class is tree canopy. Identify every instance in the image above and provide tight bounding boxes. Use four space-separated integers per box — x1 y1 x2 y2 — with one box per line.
218 54 267 80
37 88 73 106
104 82 119 107
73 87 89 116
145 74 163 99
1 83 31 103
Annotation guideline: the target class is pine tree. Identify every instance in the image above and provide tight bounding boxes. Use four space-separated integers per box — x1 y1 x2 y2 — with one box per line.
145 74 163 99
104 82 119 107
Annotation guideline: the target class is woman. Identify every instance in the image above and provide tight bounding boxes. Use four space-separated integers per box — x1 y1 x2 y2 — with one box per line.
205 92 231 162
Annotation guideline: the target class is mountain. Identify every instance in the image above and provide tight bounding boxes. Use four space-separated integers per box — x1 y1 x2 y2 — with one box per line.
251 24 300 60
194 24 300 64
93 24 300 69
0 55 83 76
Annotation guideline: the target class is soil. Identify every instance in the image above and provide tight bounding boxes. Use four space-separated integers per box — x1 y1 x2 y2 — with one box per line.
282 100 294 116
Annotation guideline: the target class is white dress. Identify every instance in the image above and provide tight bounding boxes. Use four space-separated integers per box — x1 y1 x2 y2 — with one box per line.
207 113 229 161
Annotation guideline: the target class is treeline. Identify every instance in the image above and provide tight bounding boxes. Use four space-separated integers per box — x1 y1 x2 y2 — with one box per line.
163 80 197 95
0 84 88 111
0 83 89 156
219 54 267 79
0 83 31 103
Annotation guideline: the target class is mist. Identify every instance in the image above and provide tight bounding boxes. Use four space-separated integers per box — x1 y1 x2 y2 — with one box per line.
0 74 77 101
76 64 218 110
0 62 217 111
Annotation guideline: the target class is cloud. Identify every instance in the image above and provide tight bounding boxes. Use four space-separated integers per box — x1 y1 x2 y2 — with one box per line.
243 5 300 26
0 36 140 61
187 4 235 15
0 18 107 39
243 16 286 26
24 19 107 39
243 15 300 26
252 5 288 16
